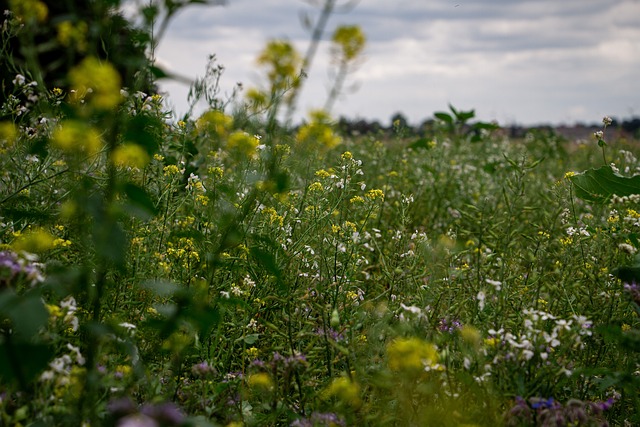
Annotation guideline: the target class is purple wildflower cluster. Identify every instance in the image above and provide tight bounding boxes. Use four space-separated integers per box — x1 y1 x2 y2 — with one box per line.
0 250 44 289
252 351 308 371
107 398 185 427
290 411 346 427
505 396 614 427
623 282 640 307
316 327 345 342
438 317 462 334
191 360 216 378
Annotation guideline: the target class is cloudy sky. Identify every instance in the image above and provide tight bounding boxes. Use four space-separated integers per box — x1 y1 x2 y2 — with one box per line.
151 0 640 127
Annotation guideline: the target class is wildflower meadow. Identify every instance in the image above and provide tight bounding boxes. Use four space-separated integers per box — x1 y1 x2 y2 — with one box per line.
1 1 639 426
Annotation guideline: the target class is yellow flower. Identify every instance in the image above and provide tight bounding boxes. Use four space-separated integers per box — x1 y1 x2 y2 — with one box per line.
46 304 62 318
365 189 385 201
315 169 331 179
627 209 640 219
245 87 268 111
256 40 302 94
308 182 323 192
343 221 357 232
322 376 361 407
68 57 122 110
195 195 209 206
196 110 233 136
387 337 438 373
56 20 88 52
52 120 102 155
9 0 48 23
296 110 341 149
0 121 18 152
247 372 274 392
559 236 573 246
460 325 481 347
208 166 224 179
13 228 56 252
226 131 259 158
115 365 132 378
163 164 181 176
341 151 353 160
53 238 72 248
563 171 576 179
111 143 150 169
484 337 499 348
331 25 366 61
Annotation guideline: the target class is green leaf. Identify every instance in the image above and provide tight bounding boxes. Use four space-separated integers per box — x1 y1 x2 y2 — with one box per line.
434 112 453 124
122 182 159 219
236 334 259 345
569 165 640 204
408 137 433 150
141 279 179 297
149 65 171 80
0 290 48 339
0 341 54 385
472 122 500 131
123 114 162 155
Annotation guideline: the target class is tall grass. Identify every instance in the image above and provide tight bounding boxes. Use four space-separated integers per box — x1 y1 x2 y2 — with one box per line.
1 1 639 426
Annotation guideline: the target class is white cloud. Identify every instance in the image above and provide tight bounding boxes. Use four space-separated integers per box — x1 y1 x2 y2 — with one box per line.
152 0 640 125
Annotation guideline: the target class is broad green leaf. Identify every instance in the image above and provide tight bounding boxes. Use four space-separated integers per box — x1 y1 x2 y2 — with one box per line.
569 165 640 204
122 182 159 219
434 112 453 124
141 279 179 297
236 334 259 345
0 290 48 339
0 342 54 385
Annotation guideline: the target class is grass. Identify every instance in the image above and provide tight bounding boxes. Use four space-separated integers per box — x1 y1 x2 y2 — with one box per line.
1 1 640 426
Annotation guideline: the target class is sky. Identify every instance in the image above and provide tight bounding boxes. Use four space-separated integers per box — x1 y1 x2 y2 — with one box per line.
146 0 640 127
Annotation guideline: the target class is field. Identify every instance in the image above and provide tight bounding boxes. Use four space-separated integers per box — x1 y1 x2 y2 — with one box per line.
2 1 640 426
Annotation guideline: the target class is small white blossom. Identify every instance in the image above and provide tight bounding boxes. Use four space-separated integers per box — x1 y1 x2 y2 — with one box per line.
477 291 486 310
13 74 25 86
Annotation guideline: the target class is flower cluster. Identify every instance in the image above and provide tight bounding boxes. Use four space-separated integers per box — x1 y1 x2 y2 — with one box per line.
505 396 614 427
485 309 593 375
0 250 44 288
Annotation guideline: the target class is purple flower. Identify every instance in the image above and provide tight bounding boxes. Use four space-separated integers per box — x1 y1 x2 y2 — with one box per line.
107 397 137 417
191 361 216 377
623 282 640 306
141 402 185 426
291 412 345 427
0 250 44 288
438 317 462 333
117 414 159 427
530 397 555 409
285 353 307 369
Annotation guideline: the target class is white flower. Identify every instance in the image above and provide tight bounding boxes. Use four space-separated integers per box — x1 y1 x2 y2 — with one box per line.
12 74 25 85
60 296 77 313
522 349 534 361
618 243 637 254
247 318 258 330
477 291 486 310
67 344 85 366
485 278 502 291
463 357 471 370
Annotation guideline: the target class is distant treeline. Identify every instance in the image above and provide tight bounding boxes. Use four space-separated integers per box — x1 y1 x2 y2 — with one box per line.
336 112 640 140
